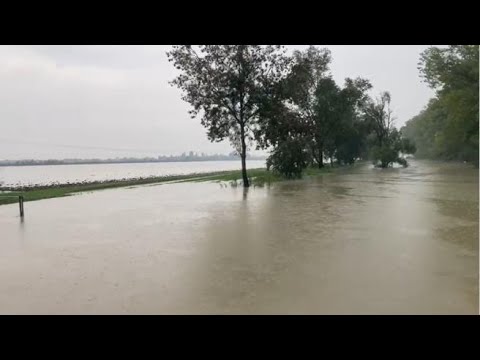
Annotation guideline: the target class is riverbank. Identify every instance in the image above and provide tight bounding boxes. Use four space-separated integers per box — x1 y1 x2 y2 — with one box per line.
0 166 336 206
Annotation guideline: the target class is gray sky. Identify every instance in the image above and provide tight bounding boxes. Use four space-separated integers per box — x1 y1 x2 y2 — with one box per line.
0 45 436 160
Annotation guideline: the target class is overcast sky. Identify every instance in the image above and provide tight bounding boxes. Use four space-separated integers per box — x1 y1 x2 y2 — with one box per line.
0 45 437 160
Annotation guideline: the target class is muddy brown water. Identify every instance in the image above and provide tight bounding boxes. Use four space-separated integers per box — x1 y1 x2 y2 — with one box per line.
0 160 478 314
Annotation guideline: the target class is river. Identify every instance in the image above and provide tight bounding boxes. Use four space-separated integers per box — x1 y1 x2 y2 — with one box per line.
0 159 477 314
0 160 267 187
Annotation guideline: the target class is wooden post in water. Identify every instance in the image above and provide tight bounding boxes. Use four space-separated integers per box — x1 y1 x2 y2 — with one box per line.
19 195 24 217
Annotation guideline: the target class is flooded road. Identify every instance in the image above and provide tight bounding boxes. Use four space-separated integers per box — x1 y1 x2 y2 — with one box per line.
0 160 478 314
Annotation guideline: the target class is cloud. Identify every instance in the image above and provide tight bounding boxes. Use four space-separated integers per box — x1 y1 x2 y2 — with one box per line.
0 45 436 160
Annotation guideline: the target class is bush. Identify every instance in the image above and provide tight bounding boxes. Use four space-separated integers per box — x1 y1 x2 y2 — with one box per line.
370 144 398 168
267 138 309 178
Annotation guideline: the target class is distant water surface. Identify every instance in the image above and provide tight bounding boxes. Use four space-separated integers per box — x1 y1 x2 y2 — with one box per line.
0 160 266 187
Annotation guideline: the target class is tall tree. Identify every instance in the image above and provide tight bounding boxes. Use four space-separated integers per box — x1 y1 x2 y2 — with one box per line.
286 49 371 168
401 98 449 159
314 76 342 166
256 49 372 176
167 45 290 187
284 46 332 167
364 92 415 167
335 78 372 164
364 92 395 148
406 45 479 164
254 66 312 178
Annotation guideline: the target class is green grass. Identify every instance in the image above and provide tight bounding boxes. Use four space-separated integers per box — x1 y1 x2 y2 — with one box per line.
0 165 342 206
0 171 245 206
303 166 335 177
184 166 336 187
185 168 283 185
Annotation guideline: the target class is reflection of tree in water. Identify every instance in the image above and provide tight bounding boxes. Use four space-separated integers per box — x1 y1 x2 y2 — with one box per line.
242 187 248 201
181 181 348 313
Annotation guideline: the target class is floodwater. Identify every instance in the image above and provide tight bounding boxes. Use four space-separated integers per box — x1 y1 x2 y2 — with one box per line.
0 160 266 187
0 160 478 314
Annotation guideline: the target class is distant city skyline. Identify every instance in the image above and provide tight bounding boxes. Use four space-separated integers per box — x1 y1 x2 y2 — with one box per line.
0 150 266 165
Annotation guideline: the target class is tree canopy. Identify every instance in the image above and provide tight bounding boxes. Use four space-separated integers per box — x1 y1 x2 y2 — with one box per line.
168 45 475 181
167 45 290 187
403 45 479 165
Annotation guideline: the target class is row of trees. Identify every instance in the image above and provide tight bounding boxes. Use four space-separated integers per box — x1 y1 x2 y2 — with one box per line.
401 45 479 166
168 45 416 187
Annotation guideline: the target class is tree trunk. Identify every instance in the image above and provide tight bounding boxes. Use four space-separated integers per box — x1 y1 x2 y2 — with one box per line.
309 145 317 167
241 152 249 187
240 125 249 188
318 147 324 168
237 59 249 188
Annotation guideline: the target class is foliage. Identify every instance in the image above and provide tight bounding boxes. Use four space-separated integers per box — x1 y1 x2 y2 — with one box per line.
267 137 310 178
167 45 290 186
364 92 416 167
403 45 479 165
280 46 333 168
328 77 373 165
167 45 476 180
256 46 372 176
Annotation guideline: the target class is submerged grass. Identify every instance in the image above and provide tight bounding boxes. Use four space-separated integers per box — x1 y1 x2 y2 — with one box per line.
187 168 283 184
0 165 342 206
0 171 240 206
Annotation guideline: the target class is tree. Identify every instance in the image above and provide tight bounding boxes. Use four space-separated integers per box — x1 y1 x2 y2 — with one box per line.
406 45 479 165
255 46 334 175
167 45 290 187
364 92 416 168
314 76 342 167
283 46 332 168
401 98 448 159
281 47 372 169
317 77 372 166
267 136 310 178
256 48 372 177
335 78 373 164
419 45 479 93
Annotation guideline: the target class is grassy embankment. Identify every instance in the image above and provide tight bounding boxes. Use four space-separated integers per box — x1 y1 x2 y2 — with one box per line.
0 166 336 206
